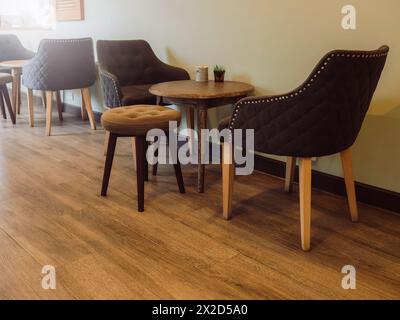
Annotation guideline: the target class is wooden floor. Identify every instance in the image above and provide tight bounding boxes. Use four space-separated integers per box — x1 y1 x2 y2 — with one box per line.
0 107 399 300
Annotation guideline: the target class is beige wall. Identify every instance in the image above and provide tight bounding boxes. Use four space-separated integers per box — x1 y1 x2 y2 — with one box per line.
3 0 400 192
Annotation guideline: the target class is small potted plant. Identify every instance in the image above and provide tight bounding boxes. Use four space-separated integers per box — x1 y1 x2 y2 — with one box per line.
214 65 226 83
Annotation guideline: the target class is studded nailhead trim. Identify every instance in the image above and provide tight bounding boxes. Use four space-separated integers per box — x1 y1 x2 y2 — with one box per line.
229 50 388 130
101 70 122 107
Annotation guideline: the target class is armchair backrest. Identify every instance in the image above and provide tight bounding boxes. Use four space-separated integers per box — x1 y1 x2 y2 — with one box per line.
231 46 389 157
0 34 34 61
97 40 168 86
23 38 96 91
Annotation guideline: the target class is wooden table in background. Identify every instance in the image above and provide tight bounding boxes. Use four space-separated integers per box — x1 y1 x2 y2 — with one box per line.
0 60 30 116
150 80 254 193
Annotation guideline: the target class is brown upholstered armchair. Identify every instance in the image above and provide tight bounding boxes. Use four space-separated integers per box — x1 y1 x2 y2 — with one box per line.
221 46 389 251
97 40 190 108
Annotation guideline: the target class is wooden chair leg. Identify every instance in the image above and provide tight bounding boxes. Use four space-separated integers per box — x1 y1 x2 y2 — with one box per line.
81 88 96 130
0 91 6 119
41 91 47 109
56 91 63 122
131 137 137 171
1 85 16 125
101 133 118 197
81 91 87 121
135 136 146 212
222 141 234 220
45 91 53 136
341 148 359 222
299 158 312 251
285 157 297 192
27 89 34 127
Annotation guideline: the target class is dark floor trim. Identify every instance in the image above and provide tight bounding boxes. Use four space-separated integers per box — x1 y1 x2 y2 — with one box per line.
255 155 400 214
63 102 103 122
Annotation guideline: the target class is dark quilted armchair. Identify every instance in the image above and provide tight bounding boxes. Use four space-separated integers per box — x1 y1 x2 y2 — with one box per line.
0 34 35 73
23 38 97 136
221 46 389 251
97 40 190 108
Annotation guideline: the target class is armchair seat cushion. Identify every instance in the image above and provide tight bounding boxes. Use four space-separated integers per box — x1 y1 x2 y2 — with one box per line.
102 105 181 136
121 84 156 106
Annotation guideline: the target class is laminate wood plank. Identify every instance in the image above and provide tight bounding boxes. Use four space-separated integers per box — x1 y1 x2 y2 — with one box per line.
0 109 398 300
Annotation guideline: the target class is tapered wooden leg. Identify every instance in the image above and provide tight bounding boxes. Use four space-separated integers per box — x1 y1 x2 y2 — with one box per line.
81 88 96 130
103 131 110 156
81 91 87 121
56 91 63 122
135 136 146 212
45 91 53 136
27 89 34 127
222 141 235 220
131 137 137 171
1 86 15 125
0 91 6 119
285 157 297 192
101 133 118 197
41 91 47 109
341 148 359 222
299 158 312 251
152 137 159 176
174 161 186 194
144 142 149 182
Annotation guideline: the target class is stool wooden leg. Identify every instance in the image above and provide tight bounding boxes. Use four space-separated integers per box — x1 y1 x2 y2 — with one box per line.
152 139 159 177
1 85 15 125
135 136 146 212
101 133 118 197
0 91 6 119
174 161 186 194
145 142 149 182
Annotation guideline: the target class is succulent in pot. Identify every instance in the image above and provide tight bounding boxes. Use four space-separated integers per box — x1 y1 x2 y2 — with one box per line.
214 65 226 83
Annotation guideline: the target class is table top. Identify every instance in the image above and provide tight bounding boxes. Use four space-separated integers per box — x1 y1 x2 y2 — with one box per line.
149 80 254 100
0 60 30 69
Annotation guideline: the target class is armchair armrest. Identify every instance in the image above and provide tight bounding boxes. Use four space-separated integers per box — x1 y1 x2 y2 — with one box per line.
99 69 123 108
157 61 190 82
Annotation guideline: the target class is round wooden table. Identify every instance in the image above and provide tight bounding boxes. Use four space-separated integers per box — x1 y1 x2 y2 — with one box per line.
0 60 30 116
150 80 254 193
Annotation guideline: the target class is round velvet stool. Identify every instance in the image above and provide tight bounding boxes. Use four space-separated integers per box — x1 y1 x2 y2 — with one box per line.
101 105 185 212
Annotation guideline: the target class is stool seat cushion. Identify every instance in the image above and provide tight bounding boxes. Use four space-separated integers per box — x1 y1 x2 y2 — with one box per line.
0 73 12 85
102 105 181 136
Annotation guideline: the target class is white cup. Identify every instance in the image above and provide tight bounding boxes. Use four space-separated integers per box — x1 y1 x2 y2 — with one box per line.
195 66 209 82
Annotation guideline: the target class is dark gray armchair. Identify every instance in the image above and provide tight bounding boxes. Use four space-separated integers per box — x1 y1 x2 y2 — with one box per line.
97 40 190 108
23 38 97 136
221 46 389 251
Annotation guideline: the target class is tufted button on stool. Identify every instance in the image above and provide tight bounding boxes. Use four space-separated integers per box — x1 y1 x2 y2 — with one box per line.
0 73 16 124
101 105 185 212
